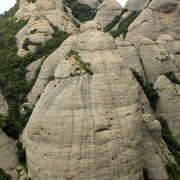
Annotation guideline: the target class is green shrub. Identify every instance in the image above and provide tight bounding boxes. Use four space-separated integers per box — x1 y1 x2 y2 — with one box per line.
110 11 141 38
165 162 180 179
66 50 93 75
143 169 152 180
144 82 159 110
16 141 27 169
158 117 180 166
164 71 180 84
104 8 128 32
63 0 96 22
0 5 70 138
27 0 36 3
0 167 11 180
130 68 159 110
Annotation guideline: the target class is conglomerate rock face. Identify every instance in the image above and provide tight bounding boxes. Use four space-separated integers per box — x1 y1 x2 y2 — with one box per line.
93 0 122 27
116 35 179 83
126 0 180 41
0 91 8 115
0 129 18 178
22 21 143 179
125 0 151 11
21 21 174 180
15 0 79 56
154 75 180 144
2 0 179 179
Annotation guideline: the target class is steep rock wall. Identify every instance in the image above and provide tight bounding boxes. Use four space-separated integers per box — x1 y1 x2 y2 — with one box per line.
21 21 174 180
126 0 180 41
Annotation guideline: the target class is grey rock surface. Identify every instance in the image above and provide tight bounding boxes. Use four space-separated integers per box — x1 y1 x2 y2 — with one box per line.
154 75 180 144
116 36 179 83
125 0 151 11
142 113 174 180
15 0 78 56
0 91 8 115
93 0 122 27
21 21 172 180
0 128 18 179
78 0 101 9
126 0 180 41
26 58 43 81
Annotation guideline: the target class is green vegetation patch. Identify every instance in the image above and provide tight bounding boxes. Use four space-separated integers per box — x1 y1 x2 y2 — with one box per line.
143 169 152 180
104 8 128 32
63 0 96 22
0 167 11 180
16 141 28 172
130 68 159 110
110 11 141 38
158 117 180 166
164 71 180 84
66 50 93 76
0 6 70 138
27 0 37 3
166 162 180 180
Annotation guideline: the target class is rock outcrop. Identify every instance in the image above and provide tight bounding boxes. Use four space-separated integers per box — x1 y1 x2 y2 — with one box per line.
142 113 174 180
78 0 102 9
20 21 174 180
116 36 179 83
126 0 180 41
0 91 8 115
15 0 78 56
0 129 18 179
154 75 180 144
93 0 122 27
125 0 151 11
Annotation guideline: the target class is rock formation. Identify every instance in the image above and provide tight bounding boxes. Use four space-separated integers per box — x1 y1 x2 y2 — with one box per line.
15 0 78 56
125 0 151 11
20 21 174 180
1 0 180 179
0 91 8 115
0 129 18 179
154 75 180 144
78 0 102 9
116 36 179 83
126 0 180 41
93 0 122 27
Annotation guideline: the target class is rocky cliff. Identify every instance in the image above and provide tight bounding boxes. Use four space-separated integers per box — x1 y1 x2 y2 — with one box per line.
0 0 180 179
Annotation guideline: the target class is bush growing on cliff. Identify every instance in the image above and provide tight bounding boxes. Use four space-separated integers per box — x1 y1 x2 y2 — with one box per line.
165 162 180 179
0 167 11 180
130 68 159 110
158 117 180 166
63 0 96 22
110 11 141 38
164 71 180 84
0 5 70 138
104 8 128 32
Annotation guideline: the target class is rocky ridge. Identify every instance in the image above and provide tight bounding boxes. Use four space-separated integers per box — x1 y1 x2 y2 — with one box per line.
0 0 180 179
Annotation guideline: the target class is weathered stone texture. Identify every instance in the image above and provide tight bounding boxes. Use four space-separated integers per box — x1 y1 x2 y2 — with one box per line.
93 0 122 27
126 0 180 41
0 129 18 178
0 91 8 115
20 21 175 180
154 75 180 144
